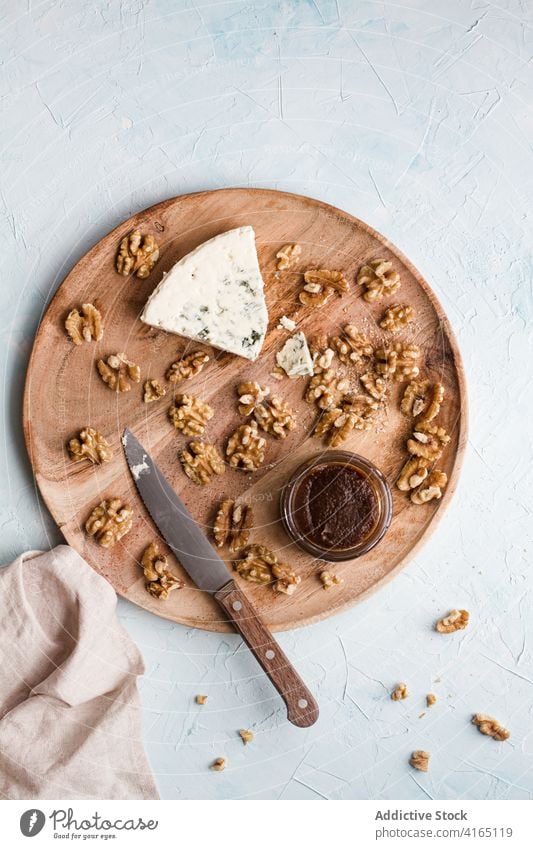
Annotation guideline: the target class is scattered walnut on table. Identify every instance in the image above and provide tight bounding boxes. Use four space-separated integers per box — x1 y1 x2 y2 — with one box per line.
253 395 297 439
85 498 133 547
409 750 430 772
357 259 401 302
239 729 254 745
213 499 254 552
331 325 373 364
64 303 103 345
196 695 208 705
168 394 213 436
319 571 343 590
166 351 210 383
360 371 388 402
143 378 166 403
97 352 141 392
305 369 351 410
68 427 113 464
411 470 447 504
391 683 408 701
276 243 301 271
379 304 415 332
141 542 184 600
396 456 431 491
435 609 469 634
211 757 226 772
237 381 270 416
180 441 225 485
426 694 437 707
234 544 276 585
226 422 266 471
472 714 510 742
407 423 450 461
116 229 159 278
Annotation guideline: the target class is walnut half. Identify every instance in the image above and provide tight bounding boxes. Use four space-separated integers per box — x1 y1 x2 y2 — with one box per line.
169 394 213 436
68 427 113 464
391 683 408 701
409 750 430 772
213 500 254 552
472 714 510 742
299 269 348 307
97 353 141 392
435 609 470 634
141 542 184 600
65 303 103 345
319 571 343 590
379 304 415 332
85 498 133 547
143 378 166 403
410 470 447 504
357 259 401 302
166 351 210 383
234 544 300 595
180 441 225 486
276 243 301 271
116 230 159 278
407 423 450 461
396 457 430 492
226 422 266 471
331 325 373 364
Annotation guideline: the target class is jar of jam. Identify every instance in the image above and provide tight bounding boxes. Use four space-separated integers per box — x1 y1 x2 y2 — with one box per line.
280 451 392 561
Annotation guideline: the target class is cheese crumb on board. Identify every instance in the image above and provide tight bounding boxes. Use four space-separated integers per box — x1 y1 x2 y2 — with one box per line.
141 227 268 361
277 315 296 331
276 331 314 378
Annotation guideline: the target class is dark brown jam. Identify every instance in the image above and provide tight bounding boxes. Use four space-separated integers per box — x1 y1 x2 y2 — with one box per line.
292 462 380 551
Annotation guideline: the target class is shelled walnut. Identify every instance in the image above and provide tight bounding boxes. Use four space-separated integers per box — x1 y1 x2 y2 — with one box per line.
472 714 510 742
411 470 447 504
314 396 379 446
272 562 301 595
305 369 350 410
166 351 210 383
116 229 159 278
360 371 387 401
211 757 226 771
299 269 348 307
331 325 373 364
402 380 444 422
239 729 254 745
357 259 401 302
276 243 301 271
226 422 266 471
180 441 225 485
141 542 184 600
312 346 335 374
196 695 208 705
237 381 270 416
409 750 430 772
375 343 420 382
253 395 296 439
407 423 450 461
426 694 437 707
65 303 103 345
68 427 113 464
85 498 133 547
168 394 213 436
97 353 141 392
379 304 415 332
319 571 343 590
143 378 166 403
213 499 254 552
435 609 470 634
396 457 430 491
391 683 408 701
234 544 276 584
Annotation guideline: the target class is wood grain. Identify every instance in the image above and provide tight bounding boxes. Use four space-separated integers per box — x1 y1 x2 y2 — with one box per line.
23 188 468 633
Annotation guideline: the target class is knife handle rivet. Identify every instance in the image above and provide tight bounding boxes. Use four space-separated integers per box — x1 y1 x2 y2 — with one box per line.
232 600 242 611
265 649 275 660
298 698 308 709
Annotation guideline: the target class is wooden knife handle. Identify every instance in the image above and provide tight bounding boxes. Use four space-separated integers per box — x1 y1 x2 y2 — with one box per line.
214 579 319 728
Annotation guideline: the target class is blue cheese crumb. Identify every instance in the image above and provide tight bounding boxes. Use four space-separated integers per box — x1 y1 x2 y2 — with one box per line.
277 315 297 331
276 331 314 378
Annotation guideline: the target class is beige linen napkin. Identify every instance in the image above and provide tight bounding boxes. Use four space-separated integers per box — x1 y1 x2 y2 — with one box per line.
0 545 159 799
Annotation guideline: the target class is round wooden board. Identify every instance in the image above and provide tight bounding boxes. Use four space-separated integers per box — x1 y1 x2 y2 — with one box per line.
23 189 467 633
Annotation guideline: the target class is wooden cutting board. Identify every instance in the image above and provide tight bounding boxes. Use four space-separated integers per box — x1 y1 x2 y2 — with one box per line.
23 189 467 633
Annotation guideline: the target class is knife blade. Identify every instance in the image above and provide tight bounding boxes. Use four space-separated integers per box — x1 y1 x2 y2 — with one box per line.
122 428 319 728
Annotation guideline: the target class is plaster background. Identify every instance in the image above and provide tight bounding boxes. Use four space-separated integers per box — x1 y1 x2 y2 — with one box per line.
1 0 532 799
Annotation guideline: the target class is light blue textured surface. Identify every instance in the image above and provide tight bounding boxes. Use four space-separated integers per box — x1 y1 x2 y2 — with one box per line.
1 1 532 800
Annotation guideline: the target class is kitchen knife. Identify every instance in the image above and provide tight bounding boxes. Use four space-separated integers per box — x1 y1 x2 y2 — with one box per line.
122 428 319 728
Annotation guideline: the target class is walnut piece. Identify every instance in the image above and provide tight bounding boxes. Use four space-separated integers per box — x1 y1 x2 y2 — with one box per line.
379 304 415 332
375 342 420 382
166 351 210 383
411 470 447 504
407 423 450 461
305 369 351 410
68 427 113 464
410 750 430 772
65 303 103 345
472 714 510 742
312 347 335 374
272 561 301 595
180 441 225 485
396 456 430 491
426 693 437 707
169 394 214 436
211 757 226 771
239 729 254 745
213 499 254 552
331 325 373 364
360 371 387 401
319 571 343 590
143 378 166 403
85 498 133 547
226 422 266 471
314 396 379 446
234 544 276 584
97 352 141 392
391 683 408 701
402 380 444 422
357 259 401 302
196 695 208 705
237 381 270 416
141 542 184 600
435 609 469 633
276 243 301 271
299 269 348 307
253 395 296 439
116 229 159 278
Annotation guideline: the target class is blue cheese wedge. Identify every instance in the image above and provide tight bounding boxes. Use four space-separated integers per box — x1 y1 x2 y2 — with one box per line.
141 226 268 361
276 331 314 378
